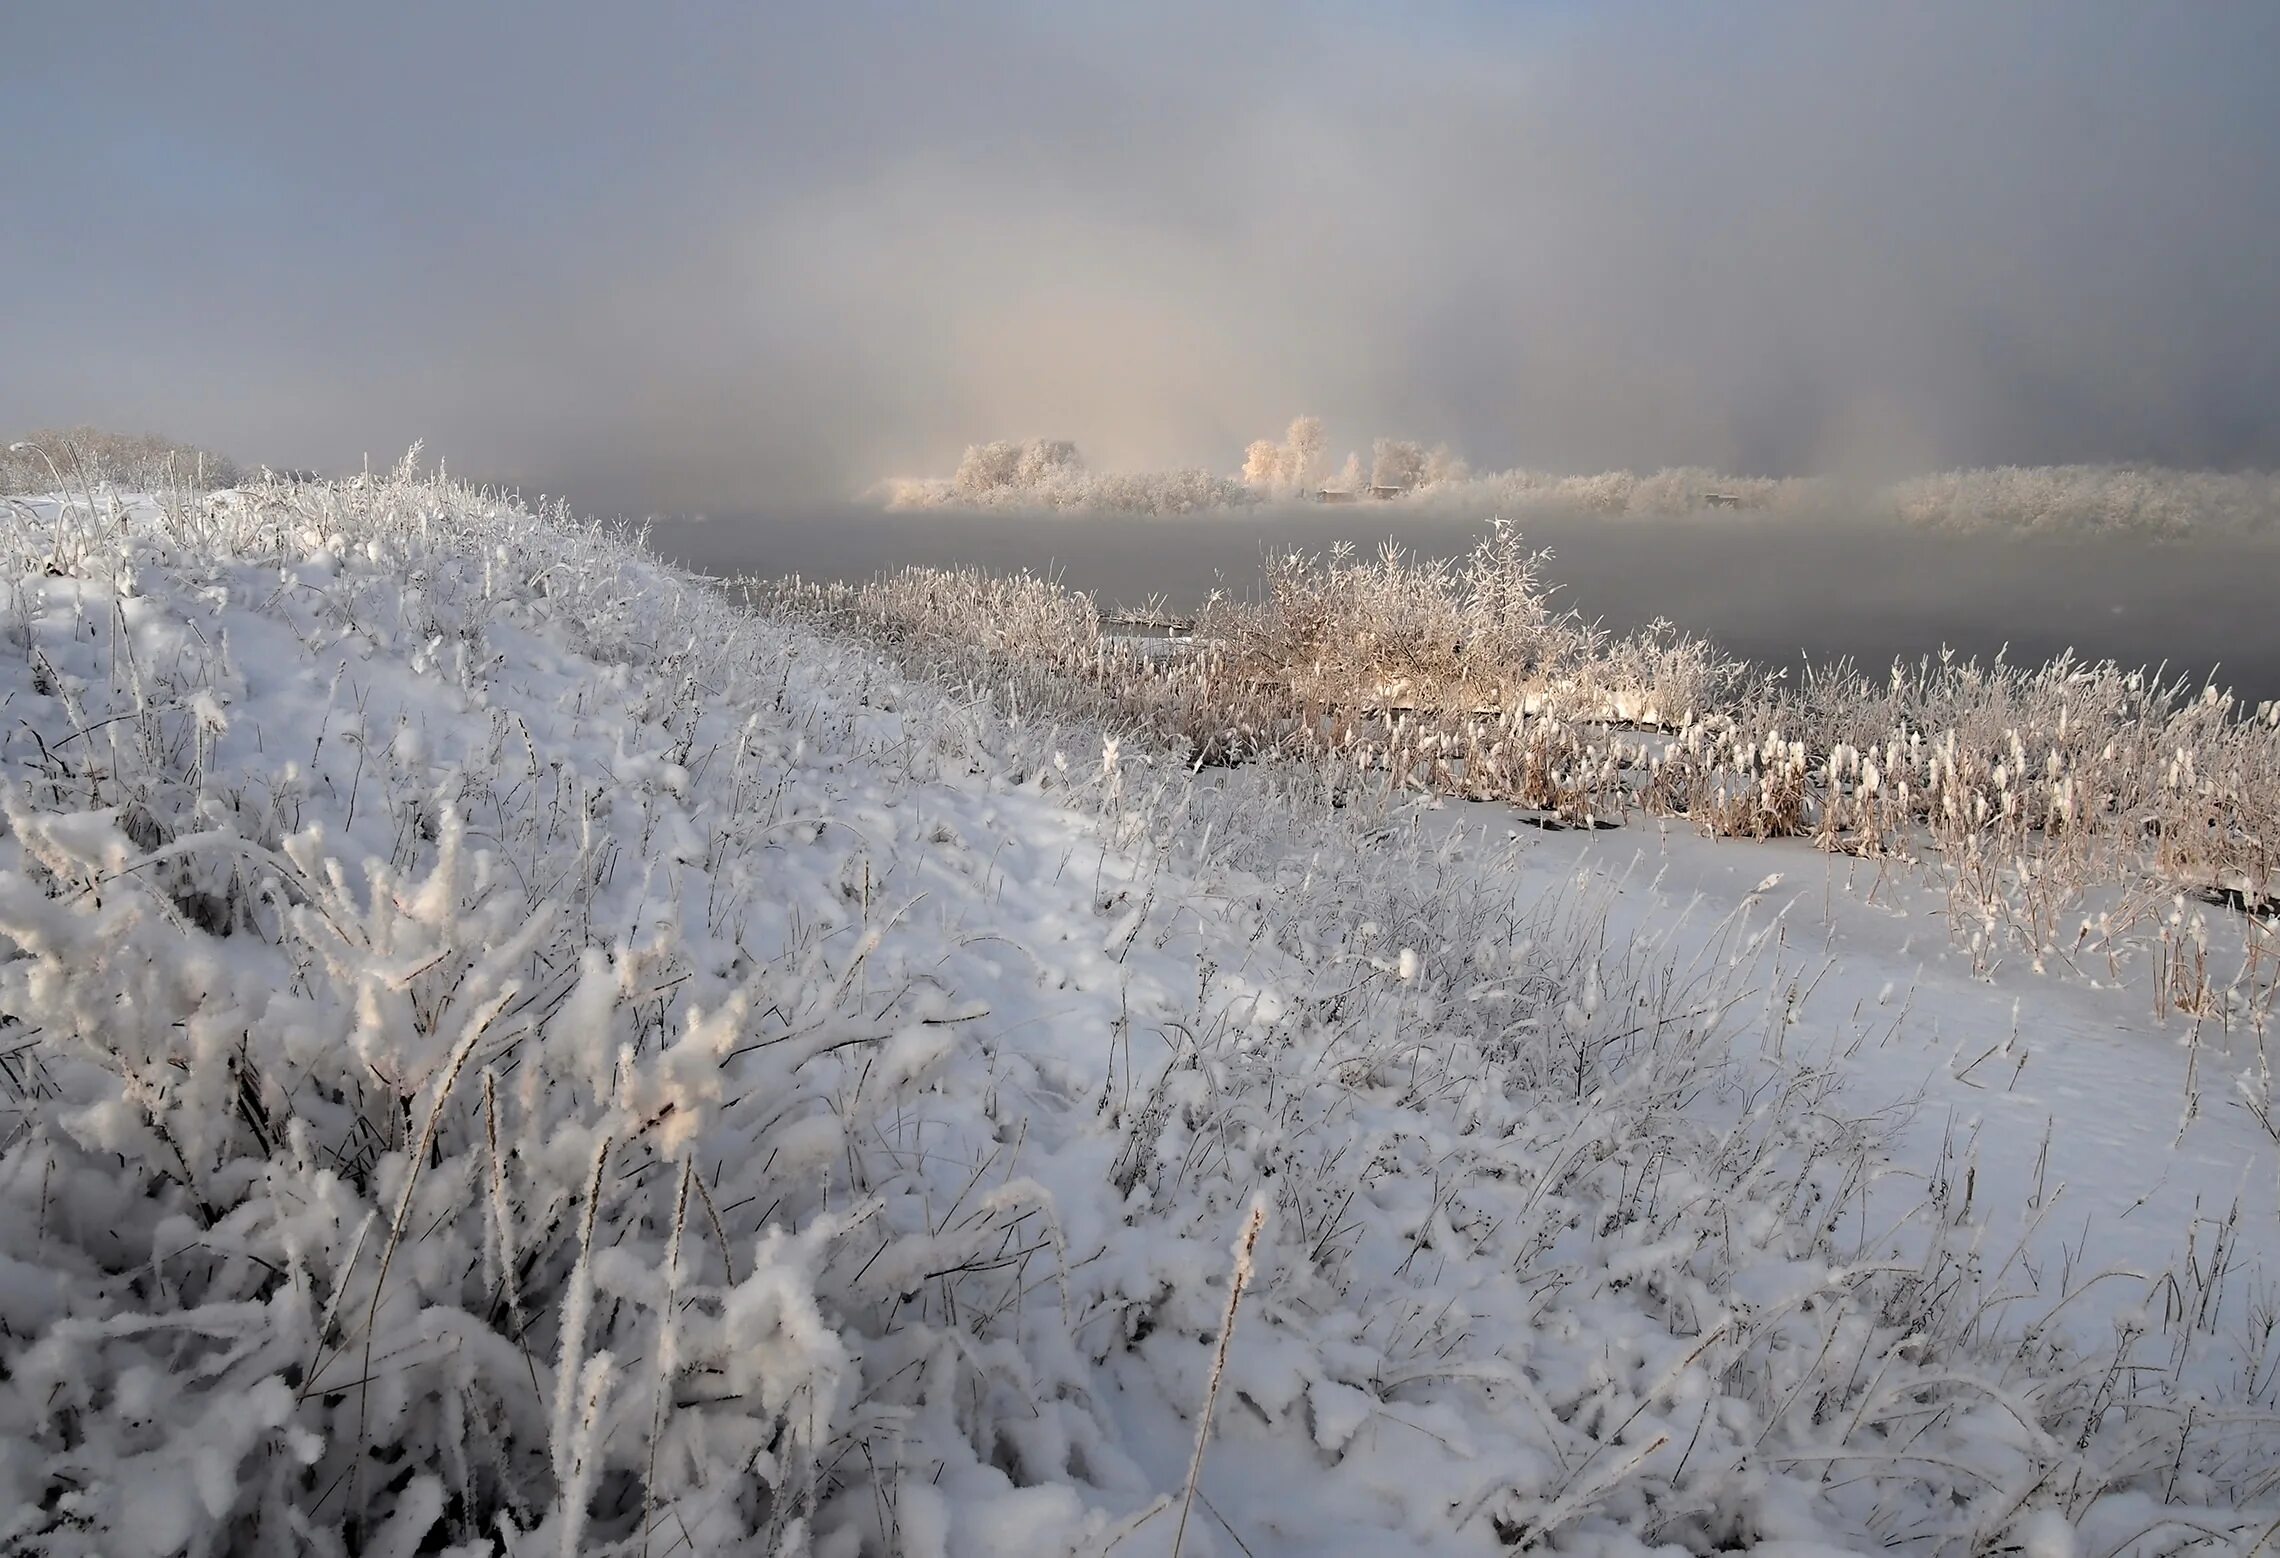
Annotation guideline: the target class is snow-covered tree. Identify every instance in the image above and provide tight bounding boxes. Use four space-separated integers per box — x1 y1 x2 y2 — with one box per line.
1241 416 1330 494
1371 437 1426 491
1243 439 1286 488
952 439 1024 496
1015 437 1081 485
953 438 1086 497
1284 415 1326 490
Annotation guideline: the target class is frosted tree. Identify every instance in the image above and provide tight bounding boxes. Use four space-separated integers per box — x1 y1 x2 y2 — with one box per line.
1015 438 1081 485
1332 450 1365 494
953 440 1024 496
1372 437 1426 491
1424 442 1468 486
1243 416 1329 493
1243 439 1286 488
953 438 1084 497
1284 415 1326 490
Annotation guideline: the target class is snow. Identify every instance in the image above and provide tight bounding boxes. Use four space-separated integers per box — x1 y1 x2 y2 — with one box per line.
0 472 2272 1553
1435 814 2280 1380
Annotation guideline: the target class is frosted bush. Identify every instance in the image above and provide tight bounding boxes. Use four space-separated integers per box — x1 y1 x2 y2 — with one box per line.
2 426 244 495
1887 463 2280 536
890 438 1251 514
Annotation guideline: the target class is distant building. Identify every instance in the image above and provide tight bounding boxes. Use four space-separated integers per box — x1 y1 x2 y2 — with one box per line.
1368 484 1410 500
1316 487 1358 503
1703 491 1742 509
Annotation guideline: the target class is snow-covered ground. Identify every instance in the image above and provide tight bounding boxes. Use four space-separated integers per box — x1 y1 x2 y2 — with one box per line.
0 474 2272 1555
1443 814 2280 1374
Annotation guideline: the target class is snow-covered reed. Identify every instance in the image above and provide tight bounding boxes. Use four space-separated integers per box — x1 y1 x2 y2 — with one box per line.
0 467 2273 1552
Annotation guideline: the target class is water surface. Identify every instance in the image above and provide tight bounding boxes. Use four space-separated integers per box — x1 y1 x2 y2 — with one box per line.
635 504 2280 702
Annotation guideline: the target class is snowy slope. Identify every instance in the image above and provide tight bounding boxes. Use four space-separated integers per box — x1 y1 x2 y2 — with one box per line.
1433 816 2280 1385
0 473 2272 1556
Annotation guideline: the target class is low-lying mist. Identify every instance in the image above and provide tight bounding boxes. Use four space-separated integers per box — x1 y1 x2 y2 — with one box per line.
641 503 2280 703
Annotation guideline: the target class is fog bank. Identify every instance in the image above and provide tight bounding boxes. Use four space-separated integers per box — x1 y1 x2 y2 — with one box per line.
7 3 2279 509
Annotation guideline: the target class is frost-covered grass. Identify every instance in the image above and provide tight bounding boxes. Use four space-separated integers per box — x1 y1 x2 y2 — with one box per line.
771 535 2280 1108
1 468 2276 1554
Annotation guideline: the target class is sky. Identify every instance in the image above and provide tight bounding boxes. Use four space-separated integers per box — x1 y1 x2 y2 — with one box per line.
5 1 2278 513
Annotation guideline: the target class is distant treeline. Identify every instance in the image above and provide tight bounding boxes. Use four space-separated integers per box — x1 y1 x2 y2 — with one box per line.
882 422 2280 536
0 426 307 493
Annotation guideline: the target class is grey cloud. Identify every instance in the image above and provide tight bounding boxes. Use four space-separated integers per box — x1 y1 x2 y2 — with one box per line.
4 2 2276 512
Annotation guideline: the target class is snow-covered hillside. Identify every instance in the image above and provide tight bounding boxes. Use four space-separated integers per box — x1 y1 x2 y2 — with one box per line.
0 470 2273 1555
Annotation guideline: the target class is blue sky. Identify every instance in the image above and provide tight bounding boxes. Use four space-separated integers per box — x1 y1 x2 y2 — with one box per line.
5 2 2277 510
